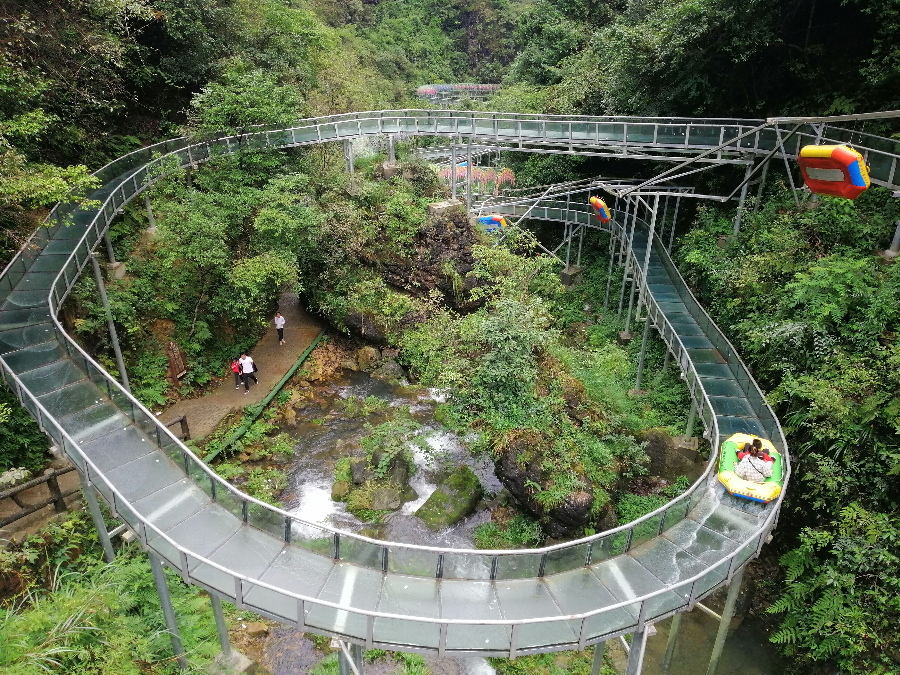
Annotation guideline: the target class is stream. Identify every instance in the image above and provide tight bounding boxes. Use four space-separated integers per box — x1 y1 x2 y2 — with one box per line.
257 371 786 675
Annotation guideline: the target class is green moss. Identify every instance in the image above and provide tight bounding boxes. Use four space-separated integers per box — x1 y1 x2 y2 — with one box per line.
415 466 482 530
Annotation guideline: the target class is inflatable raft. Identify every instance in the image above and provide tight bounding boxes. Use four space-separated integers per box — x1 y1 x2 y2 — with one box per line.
798 144 870 199
718 433 783 503
478 214 508 233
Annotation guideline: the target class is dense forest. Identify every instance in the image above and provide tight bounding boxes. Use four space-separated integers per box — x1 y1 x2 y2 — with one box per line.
1 1 899 674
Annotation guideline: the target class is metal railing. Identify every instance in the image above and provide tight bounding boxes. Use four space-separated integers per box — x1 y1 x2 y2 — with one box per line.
6 106 889 654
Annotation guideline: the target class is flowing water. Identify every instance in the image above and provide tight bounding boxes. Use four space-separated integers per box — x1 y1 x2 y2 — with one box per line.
261 371 785 674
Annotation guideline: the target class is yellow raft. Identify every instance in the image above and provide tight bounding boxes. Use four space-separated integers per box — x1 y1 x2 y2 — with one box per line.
718 433 783 504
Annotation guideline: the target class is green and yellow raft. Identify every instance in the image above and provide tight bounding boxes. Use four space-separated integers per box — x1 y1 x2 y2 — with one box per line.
718 432 783 504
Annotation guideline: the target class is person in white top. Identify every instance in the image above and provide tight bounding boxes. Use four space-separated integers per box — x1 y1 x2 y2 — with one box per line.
238 353 258 394
274 311 286 345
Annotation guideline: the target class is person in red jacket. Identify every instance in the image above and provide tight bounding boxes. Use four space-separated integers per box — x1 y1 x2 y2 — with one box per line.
737 438 774 463
230 358 241 389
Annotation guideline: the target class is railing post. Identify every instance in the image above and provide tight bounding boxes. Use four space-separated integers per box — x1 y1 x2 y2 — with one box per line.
90 253 131 394
668 196 681 253
47 471 67 513
706 566 745 675
450 142 458 199
685 399 698 438
79 472 115 563
149 553 188 670
103 232 117 264
753 158 770 215
466 137 473 210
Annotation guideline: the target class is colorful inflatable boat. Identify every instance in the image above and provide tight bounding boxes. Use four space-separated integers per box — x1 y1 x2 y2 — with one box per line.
589 196 611 223
478 214 508 233
798 144 870 199
718 433 783 503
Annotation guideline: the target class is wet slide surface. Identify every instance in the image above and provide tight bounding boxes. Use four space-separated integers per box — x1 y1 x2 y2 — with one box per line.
4 109 892 656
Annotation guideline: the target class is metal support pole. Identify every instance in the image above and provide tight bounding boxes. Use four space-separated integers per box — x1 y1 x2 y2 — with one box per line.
635 309 653 390
388 135 395 163
91 253 131 394
624 275 638 333
565 193 572 268
451 143 458 199
577 221 585 267
79 472 115 563
343 139 354 175
753 159 770 215
624 628 650 675
668 196 681 253
661 613 683 675
706 566 746 675
210 593 232 660
103 232 117 264
149 553 188 670
662 349 671 372
618 260 631 317
685 399 698 438
466 138 472 211
591 641 606 675
733 161 754 235
144 194 156 230
775 125 801 207
888 219 900 255
338 641 364 675
604 231 616 311
660 195 670 246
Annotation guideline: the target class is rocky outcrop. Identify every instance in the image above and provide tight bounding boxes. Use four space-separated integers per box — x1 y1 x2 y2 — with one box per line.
415 466 483 530
494 431 595 539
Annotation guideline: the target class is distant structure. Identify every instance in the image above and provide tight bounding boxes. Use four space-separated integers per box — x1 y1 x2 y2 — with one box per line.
416 83 501 106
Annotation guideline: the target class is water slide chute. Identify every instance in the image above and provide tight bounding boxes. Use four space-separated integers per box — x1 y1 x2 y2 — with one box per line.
718 433 783 503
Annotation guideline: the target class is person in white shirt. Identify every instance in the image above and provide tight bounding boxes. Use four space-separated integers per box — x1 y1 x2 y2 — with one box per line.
238 353 258 394
735 446 773 484
274 312 286 345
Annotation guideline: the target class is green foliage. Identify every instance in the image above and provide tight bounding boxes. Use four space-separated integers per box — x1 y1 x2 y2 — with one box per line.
244 468 288 506
359 416 423 479
334 457 352 483
0 383 49 473
340 395 388 419
474 513 544 549
490 646 611 675
616 493 668 526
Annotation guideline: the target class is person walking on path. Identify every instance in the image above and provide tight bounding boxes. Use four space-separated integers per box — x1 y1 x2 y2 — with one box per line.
274 311 286 346
239 353 258 394
230 358 241 389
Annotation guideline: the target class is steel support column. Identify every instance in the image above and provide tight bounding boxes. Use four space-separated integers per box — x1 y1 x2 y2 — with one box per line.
603 229 616 311
775 125 801 207
635 194 660 389
661 613 683 675
685 399 698 437
667 196 681 253
591 641 606 675
450 143 458 199
144 194 156 230
338 641 364 675
753 159 770 215
79 472 115 563
388 136 395 163
91 253 131 394
149 553 188 670
635 309 653 390
103 232 117 264
344 139 354 175
466 138 472 210
564 193 572 268
210 592 232 660
733 161 754 235
624 274 638 333
624 628 650 675
706 567 746 675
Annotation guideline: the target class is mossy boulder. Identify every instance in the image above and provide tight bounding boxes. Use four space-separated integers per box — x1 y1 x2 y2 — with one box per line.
415 466 483 530
332 480 351 501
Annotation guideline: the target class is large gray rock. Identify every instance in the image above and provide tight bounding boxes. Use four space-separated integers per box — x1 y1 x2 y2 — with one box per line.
356 346 381 371
349 458 375 484
371 487 402 511
415 466 483 530
370 359 405 383
640 428 705 482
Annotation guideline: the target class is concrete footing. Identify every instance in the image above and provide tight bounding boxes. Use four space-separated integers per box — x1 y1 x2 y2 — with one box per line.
617 331 633 345
209 651 264 675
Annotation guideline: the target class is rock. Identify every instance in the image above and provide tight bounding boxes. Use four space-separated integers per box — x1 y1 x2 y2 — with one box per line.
356 346 381 371
334 437 360 454
350 458 375 484
299 380 312 388
345 313 386 343
107 261 127 280
341 358 359 372
0 467 32 490
282 407 297 425
331 481 351 501
415 466 483 530
427 199 464 217
370 359 405 382
371 487 402 511
596 503 618 533
244 621 268 638
381 348 400 360
639 428 704 482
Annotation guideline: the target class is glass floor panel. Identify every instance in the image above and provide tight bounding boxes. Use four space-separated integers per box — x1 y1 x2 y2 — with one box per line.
133 479 211 532
41 238 80 255
678 335 714 349
79 425 155 473
0 323 56 354
715 415 765 437
306 563 383 639
0 307 53 330
60 402 130 443
662 519 739 566
628 537 708 586
686 349 727 364
441 580 509 650
207 525 285 580
694 363 735 379
698 377 745 398
374 575 441 647
543 568 637 638
14 271 58 290
167 504 243 559
669 323 706 337
3 341 67 373
2 289 50 310
21 254 69 273
495 580 579 648
690 502 760 543
38 379 105 418
18 359 85 395
104 450 186 502
709 395 755 418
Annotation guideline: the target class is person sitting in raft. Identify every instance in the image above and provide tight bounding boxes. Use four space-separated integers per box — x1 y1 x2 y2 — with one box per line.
737 438 774 463
734 445 774 484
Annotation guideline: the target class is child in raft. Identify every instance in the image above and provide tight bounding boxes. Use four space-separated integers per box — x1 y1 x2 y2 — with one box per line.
737 438 774 463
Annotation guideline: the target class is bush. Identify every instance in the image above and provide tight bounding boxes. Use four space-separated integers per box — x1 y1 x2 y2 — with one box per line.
0 384 49 474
